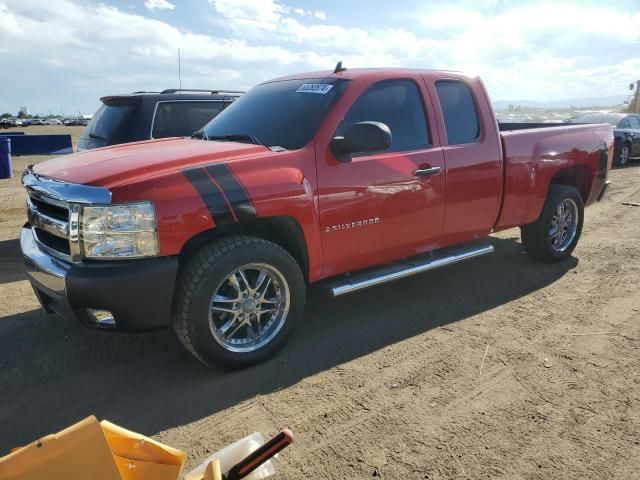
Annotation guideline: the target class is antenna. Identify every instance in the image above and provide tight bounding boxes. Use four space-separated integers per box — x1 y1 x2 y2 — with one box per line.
334 61 346 73
178 48 182 89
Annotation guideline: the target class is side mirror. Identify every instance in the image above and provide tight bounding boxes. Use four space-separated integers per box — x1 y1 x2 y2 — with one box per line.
331 121 392 162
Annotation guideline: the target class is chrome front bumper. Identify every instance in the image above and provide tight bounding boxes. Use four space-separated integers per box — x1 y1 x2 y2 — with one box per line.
21 225 179 330
21 225 76 321
21 226 70 296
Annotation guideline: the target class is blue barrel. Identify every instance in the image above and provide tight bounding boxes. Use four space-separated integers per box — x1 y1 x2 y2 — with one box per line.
0 137 12 179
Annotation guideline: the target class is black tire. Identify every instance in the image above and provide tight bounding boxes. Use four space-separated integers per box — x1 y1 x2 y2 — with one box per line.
614 142 631 167
172 235 305 368
521 185 584 263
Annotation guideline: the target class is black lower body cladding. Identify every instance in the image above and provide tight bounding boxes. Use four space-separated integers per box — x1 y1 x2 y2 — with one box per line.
65 257 179 330
23 227 179 331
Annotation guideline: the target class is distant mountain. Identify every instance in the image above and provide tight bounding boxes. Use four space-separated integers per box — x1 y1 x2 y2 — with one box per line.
493 95 629 110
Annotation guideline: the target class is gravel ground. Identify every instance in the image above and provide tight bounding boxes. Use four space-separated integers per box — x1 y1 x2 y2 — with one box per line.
1 126 639 479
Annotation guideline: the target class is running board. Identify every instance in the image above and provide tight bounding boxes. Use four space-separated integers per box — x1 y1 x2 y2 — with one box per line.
329 242 494 297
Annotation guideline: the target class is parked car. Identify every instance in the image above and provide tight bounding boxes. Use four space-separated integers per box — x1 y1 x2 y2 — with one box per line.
21 67 612 368
568 112 640 166
0 118 22 128
23 118 46 126
44 119 63 125
77 89 243 151
63 118 83 126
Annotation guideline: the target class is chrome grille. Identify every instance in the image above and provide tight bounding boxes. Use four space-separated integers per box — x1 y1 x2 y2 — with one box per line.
22 166 112 264
27 193 72 261
29 195 68 221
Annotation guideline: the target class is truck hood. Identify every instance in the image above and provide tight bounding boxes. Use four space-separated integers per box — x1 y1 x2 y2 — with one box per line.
33 137 270 189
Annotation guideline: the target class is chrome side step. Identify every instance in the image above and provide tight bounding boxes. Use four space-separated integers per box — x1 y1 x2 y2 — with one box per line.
329 242 494 297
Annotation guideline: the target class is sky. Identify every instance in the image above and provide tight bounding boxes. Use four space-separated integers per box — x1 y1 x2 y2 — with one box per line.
1 0 639 116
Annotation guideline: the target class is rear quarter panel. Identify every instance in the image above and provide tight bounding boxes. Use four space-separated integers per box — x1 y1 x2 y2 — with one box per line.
495 124 612 230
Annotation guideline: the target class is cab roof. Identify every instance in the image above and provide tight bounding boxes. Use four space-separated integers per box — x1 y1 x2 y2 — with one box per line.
265 67 475 84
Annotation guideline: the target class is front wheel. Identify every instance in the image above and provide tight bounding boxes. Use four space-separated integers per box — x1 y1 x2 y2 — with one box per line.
173 235 305 368
521 185 584 262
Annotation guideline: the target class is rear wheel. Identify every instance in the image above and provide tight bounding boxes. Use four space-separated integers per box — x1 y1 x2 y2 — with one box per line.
173 235 305 368
615 142 631 166
521 185 584 262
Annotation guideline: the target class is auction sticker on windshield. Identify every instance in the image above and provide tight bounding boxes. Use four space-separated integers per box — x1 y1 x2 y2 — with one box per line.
296 83 334 94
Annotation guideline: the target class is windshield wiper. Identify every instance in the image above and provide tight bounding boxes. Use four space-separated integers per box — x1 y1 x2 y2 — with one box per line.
191 129 209 140
208 133 262 146
88 133 107 140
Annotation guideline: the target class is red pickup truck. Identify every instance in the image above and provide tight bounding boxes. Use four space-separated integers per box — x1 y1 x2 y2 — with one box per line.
21 67 612 367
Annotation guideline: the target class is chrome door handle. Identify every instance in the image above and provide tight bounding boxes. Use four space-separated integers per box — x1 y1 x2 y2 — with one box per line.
413 166 441 177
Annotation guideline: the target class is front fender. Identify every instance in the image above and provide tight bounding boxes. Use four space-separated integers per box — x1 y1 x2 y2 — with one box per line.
231 164 322 281
111 147 322 280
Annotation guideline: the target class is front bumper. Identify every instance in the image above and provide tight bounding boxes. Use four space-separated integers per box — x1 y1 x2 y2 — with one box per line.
21 226 178 330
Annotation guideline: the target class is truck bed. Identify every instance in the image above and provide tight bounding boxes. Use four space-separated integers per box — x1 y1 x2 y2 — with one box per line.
498 122 574 131
495 123 613 231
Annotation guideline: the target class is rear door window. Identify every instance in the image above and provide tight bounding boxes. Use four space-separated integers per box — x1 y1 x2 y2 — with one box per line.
152 101 226 138
344 79 429 152
435 80 480 145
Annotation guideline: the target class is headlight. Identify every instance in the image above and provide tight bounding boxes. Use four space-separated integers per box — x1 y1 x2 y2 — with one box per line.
81 202 159 259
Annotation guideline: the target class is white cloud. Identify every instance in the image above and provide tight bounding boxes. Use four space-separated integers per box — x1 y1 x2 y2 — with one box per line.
144 0 175 12
0 0 638 114
0 0 318 114
413 2 640 99
210 0 326 29
210 0 286 31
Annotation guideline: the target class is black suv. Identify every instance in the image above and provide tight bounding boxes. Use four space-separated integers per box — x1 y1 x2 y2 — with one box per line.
78 89 243 150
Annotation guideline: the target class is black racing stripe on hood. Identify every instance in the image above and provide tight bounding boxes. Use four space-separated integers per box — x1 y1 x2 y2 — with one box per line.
183 167 234 225
205 163 257 221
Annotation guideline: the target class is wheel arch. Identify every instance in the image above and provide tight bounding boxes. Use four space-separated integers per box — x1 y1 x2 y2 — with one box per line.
178 216 310 281
549 163 593 204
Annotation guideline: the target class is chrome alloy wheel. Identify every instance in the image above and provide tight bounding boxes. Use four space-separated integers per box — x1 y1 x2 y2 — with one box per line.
208 263 290 353
549 198 578 253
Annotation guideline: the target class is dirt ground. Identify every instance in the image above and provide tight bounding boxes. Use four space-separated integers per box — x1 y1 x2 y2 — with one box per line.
1 126 639 479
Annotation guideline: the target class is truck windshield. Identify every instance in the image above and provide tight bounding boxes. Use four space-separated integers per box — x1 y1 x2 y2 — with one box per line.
200 78 351 150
